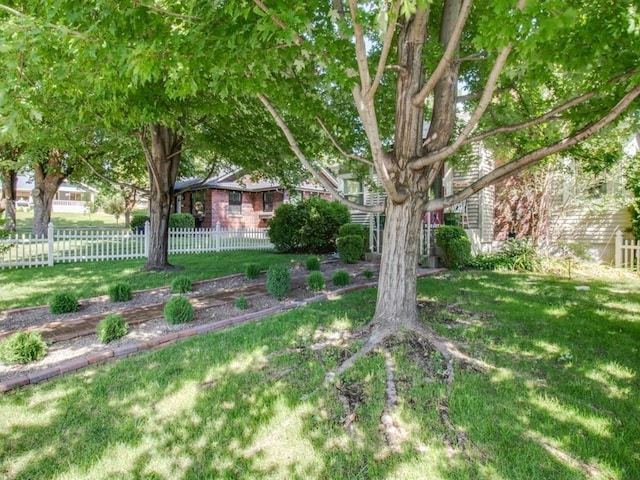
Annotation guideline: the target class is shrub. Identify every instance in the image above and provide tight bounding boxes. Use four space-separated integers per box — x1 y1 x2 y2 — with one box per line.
169 213 195 229
164 296 194 324
0 331 47 364
435 225 471 269
266 264 291 299
468 238 540 272
307 271 325 292
444 212 461 226
108 282 133 302
332 269 351 287
305 256 321 271
49 291 78 314
337 235 364 264
362 269 374 279
338 223 369 257
245 263 261 279
96 314 128 343
171 275 193 294
234 295 248 310
130 214 150 233
268 197 350 253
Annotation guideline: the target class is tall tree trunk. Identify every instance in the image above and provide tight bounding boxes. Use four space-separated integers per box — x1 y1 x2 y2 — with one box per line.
1 169 17 231
142 124 182 271
32 151 70 237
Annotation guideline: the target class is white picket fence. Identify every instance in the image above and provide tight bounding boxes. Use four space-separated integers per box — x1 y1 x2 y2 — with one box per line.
0 222 273 269
615 229 640 272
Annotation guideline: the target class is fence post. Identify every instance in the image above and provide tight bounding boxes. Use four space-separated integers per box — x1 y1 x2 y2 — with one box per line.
215 222 221 252
614 229 622 268
144 221 150 259
47 222 54 267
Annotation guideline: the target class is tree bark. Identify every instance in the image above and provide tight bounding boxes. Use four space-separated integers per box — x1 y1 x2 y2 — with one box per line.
32 151 70 237
1 169 17 231
142 124 183 271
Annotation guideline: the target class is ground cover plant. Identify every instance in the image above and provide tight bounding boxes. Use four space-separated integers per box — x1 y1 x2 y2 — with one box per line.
0 251 310 311
0 268 638 479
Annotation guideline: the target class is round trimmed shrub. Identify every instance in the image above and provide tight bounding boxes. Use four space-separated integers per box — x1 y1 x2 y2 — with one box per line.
171 275 193 294
169 213 195 229
96 314 128 343
435 225 471 269
332 269 351 287
49 291 78 314
337 235 364 264
164 296 194 324
130 214 150 233
338 223 369 257
362 269 374 279
108 282 133 302
266 264 291 299
245 263 261 279
0 331 47 364
305 256 321 271
307 271 325 292
234 295 248 310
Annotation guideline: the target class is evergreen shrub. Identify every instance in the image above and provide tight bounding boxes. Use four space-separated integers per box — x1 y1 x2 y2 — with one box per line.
171 275 193 294
305 256 321 271
362 269 374 279
234 295 248 310
96 314 128 343
164 296 194 324
245 263 261 279
337 223 369 257
435 226 471 269
266 264 291 299
0 331 47 364
108 282 133 302
337 235 364 264
169 213 195 229
307 271 325 291
130 214 149 232
332 269 351 287
49 292 78 314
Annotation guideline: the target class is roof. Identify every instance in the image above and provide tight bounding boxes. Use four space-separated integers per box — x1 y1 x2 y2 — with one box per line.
8 176 96 194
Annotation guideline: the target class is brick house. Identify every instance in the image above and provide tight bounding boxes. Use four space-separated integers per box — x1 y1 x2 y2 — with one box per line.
174 170 336 229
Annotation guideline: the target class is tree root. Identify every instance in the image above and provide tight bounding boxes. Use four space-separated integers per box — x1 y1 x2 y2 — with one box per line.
380 347 404 452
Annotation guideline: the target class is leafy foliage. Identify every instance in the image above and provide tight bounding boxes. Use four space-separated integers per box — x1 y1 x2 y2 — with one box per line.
306 271 325 292
130 214 149 233
171 275 193 294
0 331 47 365
245 263 261 279
164 296 194 324
108 282 133 303
268 198 350 253
266 264 291 299
469 239 541 272
435 226 472 270
169 213 195 229
337 223 369 257
626 153 640 239
96 314 128 343
234 295 248 310
332 270 351 287
337 235 364 264
362 269 374 279
305 256 321 271
49 291 78 314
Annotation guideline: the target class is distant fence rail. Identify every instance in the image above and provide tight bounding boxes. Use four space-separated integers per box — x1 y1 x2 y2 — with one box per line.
615 229 639 273
0 222 273 269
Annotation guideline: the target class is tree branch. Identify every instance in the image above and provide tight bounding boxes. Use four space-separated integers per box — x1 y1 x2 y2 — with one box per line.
132 1 198 21
315 116 373 166
427 83 640 211
412 0 473 107
0 3 89 39
367 0 402 100
79 156 149 194
348 0 371 90
252 0 304 45
257 93 383 214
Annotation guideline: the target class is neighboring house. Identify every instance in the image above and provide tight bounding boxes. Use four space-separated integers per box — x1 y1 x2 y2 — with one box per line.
174 169 336 229
9 175 97 213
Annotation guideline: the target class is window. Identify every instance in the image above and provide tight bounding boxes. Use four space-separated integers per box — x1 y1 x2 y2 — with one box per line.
68 192 83 202
191 191 205 218
263 191 274 212
343 179 364 205
228 191 242 216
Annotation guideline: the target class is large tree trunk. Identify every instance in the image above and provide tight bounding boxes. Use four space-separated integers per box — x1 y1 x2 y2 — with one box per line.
32 151 70 237
142 124 182 271
1 169 17 231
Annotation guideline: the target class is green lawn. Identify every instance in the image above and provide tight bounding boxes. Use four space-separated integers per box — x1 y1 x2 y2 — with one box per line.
1 268 638 479
14 210 125 229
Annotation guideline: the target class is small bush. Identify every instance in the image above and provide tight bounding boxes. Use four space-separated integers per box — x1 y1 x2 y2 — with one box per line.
0 331 47 364
171 275 193 294
164 296 194 324
245 263 261 279
169 213 195 229
337 235 364 264
362 269 374 279
234 295 248 310
332 269 351 287
96 314 128 343
49 292 78 314
108 282 132 302
305 256 321 271
307 271 325 291
338 223 369 257
468 239 541 272
130 214 150 232
266 264 291 299
435 225 471 269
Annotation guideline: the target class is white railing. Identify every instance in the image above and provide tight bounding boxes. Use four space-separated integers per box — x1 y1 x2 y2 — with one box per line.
615 229 639 272
0 221 273 269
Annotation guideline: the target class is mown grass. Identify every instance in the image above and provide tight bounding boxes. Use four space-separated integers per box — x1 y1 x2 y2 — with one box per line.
1 268 638 479
14 210 126 229
0 251 310 310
